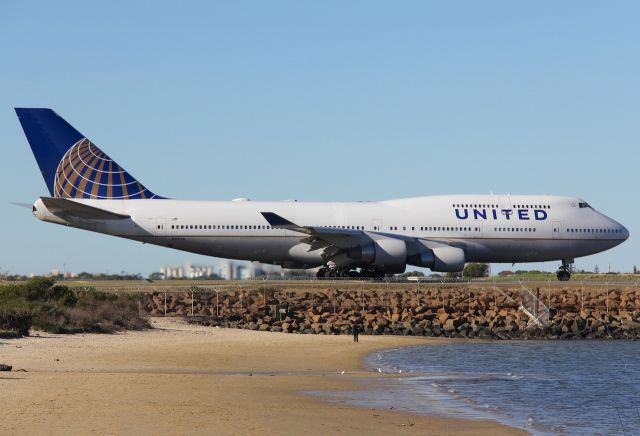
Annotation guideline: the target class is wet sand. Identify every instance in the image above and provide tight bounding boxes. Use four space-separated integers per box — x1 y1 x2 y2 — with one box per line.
0 318 527 435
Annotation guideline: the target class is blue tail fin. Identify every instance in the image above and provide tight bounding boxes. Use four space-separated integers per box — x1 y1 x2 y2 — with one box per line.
15 108 163 199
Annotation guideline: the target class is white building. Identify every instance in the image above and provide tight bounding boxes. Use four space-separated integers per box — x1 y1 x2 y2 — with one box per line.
160 260 282 280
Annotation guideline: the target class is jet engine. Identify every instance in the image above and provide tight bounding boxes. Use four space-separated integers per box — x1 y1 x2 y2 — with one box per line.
348 238 407 273
407 246 465 272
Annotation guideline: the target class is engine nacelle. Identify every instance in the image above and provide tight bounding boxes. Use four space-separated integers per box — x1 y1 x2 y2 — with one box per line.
348 238 407 271
407 246 465 272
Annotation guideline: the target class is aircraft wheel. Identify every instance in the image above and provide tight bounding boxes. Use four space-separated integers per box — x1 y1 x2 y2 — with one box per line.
557 270 571 281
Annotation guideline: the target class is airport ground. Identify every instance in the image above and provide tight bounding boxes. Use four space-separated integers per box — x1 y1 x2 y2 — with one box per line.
0 317 526 436
59 274 640 295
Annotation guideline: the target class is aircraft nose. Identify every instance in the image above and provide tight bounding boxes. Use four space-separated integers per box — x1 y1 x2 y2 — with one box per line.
621 224 630 240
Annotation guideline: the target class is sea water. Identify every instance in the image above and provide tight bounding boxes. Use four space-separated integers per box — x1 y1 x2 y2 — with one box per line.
362 341 640 435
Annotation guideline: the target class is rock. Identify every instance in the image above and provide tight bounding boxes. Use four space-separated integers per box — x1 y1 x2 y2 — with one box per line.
443 319 456 332
457 322 469 332
622 320 640 330
411 326 425 335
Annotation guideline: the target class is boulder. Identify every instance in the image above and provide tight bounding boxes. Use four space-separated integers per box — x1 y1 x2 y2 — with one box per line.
437 312 449 324
443 319 456 332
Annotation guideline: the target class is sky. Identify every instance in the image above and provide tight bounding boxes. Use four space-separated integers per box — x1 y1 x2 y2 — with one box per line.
1 1 638 276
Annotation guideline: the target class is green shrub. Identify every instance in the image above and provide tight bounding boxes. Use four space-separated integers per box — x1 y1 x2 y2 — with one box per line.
0 277 149 335
0 308 32 337
23 277 56 300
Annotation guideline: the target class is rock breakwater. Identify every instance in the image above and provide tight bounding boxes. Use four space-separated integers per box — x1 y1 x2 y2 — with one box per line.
142 286 640 339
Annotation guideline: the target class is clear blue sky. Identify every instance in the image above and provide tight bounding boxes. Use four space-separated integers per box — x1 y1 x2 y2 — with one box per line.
1 1 637 276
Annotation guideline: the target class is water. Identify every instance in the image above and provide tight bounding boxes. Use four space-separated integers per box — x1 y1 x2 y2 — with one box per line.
363 341 640 435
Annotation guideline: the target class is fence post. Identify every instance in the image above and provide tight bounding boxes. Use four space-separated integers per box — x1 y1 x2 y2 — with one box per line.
164 290 167 317
216 290 219 317
191 290 194 317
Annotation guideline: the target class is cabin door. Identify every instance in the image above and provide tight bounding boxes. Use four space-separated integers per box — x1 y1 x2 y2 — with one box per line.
155 218 167 236
372 218 383 232
552 221 562 239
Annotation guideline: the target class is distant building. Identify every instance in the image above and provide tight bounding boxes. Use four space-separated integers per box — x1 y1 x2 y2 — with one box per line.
160 264 214 279
49 269 77 279
160 260 282 280
498 270 514 277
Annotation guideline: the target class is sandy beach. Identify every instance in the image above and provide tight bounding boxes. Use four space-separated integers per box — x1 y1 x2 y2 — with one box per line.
0 318 526 435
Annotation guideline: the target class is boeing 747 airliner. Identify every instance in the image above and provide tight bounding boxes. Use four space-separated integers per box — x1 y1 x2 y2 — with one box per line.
16 108 629 280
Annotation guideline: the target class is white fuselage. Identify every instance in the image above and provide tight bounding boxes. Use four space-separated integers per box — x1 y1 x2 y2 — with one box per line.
33 194 629 271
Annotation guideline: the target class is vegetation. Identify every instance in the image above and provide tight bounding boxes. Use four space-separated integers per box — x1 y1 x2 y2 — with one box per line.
282 270 315 279
463 263 489 278
397 271 425 278
76 272 144 280
0 277 149 338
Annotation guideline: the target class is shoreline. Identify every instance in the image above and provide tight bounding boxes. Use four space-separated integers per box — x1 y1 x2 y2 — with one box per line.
0 318 527 435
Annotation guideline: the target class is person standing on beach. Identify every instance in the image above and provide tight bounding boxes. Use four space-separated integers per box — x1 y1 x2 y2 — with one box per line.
353 324 360 342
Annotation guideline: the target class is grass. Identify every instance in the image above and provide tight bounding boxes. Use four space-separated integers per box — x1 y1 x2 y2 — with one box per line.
0 277 149 336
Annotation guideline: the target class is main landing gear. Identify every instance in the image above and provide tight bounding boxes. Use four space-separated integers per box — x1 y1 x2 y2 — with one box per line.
316 267 384 279
556 259 574 281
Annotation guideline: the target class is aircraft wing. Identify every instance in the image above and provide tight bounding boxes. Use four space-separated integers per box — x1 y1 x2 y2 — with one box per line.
260 212 363 250
40 197 130 220
261 212 469 260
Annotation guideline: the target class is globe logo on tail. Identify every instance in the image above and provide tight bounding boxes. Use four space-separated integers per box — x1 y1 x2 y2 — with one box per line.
54 138 159 199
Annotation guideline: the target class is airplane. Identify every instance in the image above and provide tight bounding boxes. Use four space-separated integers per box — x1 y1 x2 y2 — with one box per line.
15 108 629 281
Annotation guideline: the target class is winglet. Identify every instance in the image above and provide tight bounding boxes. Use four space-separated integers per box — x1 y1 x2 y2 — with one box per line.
261 212 296 227
260 212 309 233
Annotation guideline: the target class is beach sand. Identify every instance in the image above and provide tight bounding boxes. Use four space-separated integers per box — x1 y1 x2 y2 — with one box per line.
0 318 527 435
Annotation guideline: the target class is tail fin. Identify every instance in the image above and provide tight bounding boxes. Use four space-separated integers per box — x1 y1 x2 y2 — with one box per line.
15 108 163 199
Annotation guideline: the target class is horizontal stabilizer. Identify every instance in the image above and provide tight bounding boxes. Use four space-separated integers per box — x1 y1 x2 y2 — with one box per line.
40 197 130 220
10 202 32 209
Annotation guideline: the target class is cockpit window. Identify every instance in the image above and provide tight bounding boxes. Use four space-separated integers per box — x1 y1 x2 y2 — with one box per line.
579 202 591 209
